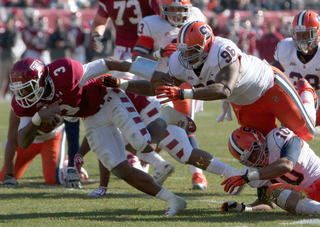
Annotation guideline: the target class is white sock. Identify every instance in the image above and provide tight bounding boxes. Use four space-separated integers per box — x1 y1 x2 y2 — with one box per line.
301 91 316 126
155 187 174 202
206 157 241 177
136 151 166 169
295 198 320 215
189 165 203 174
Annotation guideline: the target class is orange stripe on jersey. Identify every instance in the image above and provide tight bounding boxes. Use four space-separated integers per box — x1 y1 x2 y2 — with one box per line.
132 36 154 56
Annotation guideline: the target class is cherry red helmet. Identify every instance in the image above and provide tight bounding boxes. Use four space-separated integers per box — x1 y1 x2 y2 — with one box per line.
10 58 47 108
291 10 320 53
228 127 268 168
160 0 191 27
177 21 214 69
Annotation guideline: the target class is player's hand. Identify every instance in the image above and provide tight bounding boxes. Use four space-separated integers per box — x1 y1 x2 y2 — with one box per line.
3 175 19 187
64 167 82 189
91 32 104 53
221 201 245 212
87 186 107 197
95 74 120 88
154 43 177 60
221 171 250 194
74 154 84 175
155 85 184 104
38 104 61 128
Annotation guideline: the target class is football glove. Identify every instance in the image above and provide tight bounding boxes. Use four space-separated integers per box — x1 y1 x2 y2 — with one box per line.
91 32 104 53
3 175 19 187
155 85 185 104
221 171 250 194
87 186 107 197
221 202 247 212
95 74 120 88
74 154 84 176
64 167 81 189
153 43 177 60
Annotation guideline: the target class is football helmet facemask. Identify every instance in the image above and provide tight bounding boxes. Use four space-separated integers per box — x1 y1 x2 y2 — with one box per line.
291 10 320 53
160 0 191 27
177 21 213 69
228 127 268 168
10 58 47 108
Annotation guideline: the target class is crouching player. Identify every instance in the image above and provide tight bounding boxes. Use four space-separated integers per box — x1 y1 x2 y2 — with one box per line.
221 126 320 215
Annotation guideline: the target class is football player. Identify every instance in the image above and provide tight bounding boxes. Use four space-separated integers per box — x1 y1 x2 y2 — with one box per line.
110 21 314 141
8 57 194 216
221 126 320 215
131 0 208 190
0 108 66 186
90 0 171 176
74 86 241 196
273 10 320 130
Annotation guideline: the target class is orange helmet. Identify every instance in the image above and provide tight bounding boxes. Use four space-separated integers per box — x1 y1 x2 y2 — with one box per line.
291 10 320 53
160 0 191 27
228 127 268 168
177 21 214 69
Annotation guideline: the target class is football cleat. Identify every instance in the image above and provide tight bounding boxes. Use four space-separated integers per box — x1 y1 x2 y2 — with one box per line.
192 172 208 190
153 162 175 185
160 104 197 132
163 195 187 216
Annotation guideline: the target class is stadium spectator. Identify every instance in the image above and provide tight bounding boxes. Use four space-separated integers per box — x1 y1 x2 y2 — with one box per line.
47 17 74 61
221 126 320 215
257 21 284 63
0 17 22 101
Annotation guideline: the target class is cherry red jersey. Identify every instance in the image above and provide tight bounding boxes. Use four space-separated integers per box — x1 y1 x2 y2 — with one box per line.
97 0 160 48
12 58 108 118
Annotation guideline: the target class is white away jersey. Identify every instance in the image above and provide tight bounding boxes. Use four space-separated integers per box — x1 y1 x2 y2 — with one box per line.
168 36 274 105
246 127 320 188
137 7 205 72
274 38 320 93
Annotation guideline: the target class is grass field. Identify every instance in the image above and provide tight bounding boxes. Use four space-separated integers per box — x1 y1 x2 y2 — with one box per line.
0 100 320 226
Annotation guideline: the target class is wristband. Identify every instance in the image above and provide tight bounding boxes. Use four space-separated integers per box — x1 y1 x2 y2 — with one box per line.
118 79 129 90
247 171 260 181
153 51 162 60
31 112 42 126
129 56 158 81
243 204 253 212
79 59 110 87
183 89 193 99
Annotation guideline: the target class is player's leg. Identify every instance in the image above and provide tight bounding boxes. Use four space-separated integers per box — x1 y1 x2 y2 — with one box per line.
267 183 320 215
83 115 186 216
40 130 66 185
172 91 208 190
269 67 315 141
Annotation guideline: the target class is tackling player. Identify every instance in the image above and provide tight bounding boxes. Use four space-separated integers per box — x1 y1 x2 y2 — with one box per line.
221 126 320 215
107 21 314 141
131 0 208 190
272 10 320 129
0 108 66 186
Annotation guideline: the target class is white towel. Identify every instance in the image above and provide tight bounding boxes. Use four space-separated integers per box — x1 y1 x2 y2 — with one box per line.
216 100 233 123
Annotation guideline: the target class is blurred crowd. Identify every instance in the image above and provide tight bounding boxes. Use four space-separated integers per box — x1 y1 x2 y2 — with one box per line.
1 0 320 101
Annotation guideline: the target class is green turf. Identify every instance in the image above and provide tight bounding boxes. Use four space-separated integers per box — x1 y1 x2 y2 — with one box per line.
0 100 320 226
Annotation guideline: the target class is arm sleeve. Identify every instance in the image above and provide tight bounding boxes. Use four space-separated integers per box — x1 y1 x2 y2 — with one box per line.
279 136 302 166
